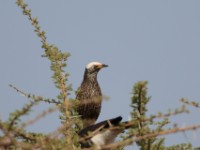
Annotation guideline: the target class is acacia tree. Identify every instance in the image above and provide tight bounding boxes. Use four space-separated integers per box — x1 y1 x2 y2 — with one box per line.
0 1 200 149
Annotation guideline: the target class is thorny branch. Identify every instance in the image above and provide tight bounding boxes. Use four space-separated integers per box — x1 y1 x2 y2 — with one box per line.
20 107 58 128
16 0 71 120
180 98 200 109
16 0 46 44
101 124 200 150
7 101 36 131
9 84 62 105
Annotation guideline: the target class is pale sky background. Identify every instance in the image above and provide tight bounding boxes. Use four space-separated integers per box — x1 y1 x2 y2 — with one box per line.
1 1 200 149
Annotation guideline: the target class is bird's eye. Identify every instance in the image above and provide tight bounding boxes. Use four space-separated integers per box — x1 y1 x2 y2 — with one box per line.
94 65 101 70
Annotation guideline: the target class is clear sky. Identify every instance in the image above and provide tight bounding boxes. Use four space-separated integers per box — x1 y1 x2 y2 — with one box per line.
1 1 200 149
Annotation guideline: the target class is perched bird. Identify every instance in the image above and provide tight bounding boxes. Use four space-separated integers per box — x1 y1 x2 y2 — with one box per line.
78 116 131 149
76 61 108 128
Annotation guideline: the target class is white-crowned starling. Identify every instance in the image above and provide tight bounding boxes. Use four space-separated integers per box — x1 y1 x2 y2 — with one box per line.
76 61 108 128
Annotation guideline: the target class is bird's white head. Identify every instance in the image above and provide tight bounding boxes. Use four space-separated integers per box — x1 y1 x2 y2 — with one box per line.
86 61 108 70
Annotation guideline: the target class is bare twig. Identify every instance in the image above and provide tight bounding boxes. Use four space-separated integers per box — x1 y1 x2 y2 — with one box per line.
20 106 58 128
78 125 107 143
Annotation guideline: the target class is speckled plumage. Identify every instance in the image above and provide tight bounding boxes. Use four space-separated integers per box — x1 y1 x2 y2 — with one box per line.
76 62 108 127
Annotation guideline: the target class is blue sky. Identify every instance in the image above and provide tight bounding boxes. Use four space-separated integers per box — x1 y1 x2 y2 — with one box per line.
1 1 200 149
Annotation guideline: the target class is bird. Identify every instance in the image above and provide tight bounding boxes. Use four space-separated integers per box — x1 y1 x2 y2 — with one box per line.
78 116 131 149
76 61 108 128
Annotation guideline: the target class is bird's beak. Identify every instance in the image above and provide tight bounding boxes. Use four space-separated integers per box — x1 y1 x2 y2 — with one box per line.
102 64 108 68
96 64 108 69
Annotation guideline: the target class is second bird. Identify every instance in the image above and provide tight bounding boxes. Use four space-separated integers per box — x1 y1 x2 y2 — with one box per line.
76 61 108 128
